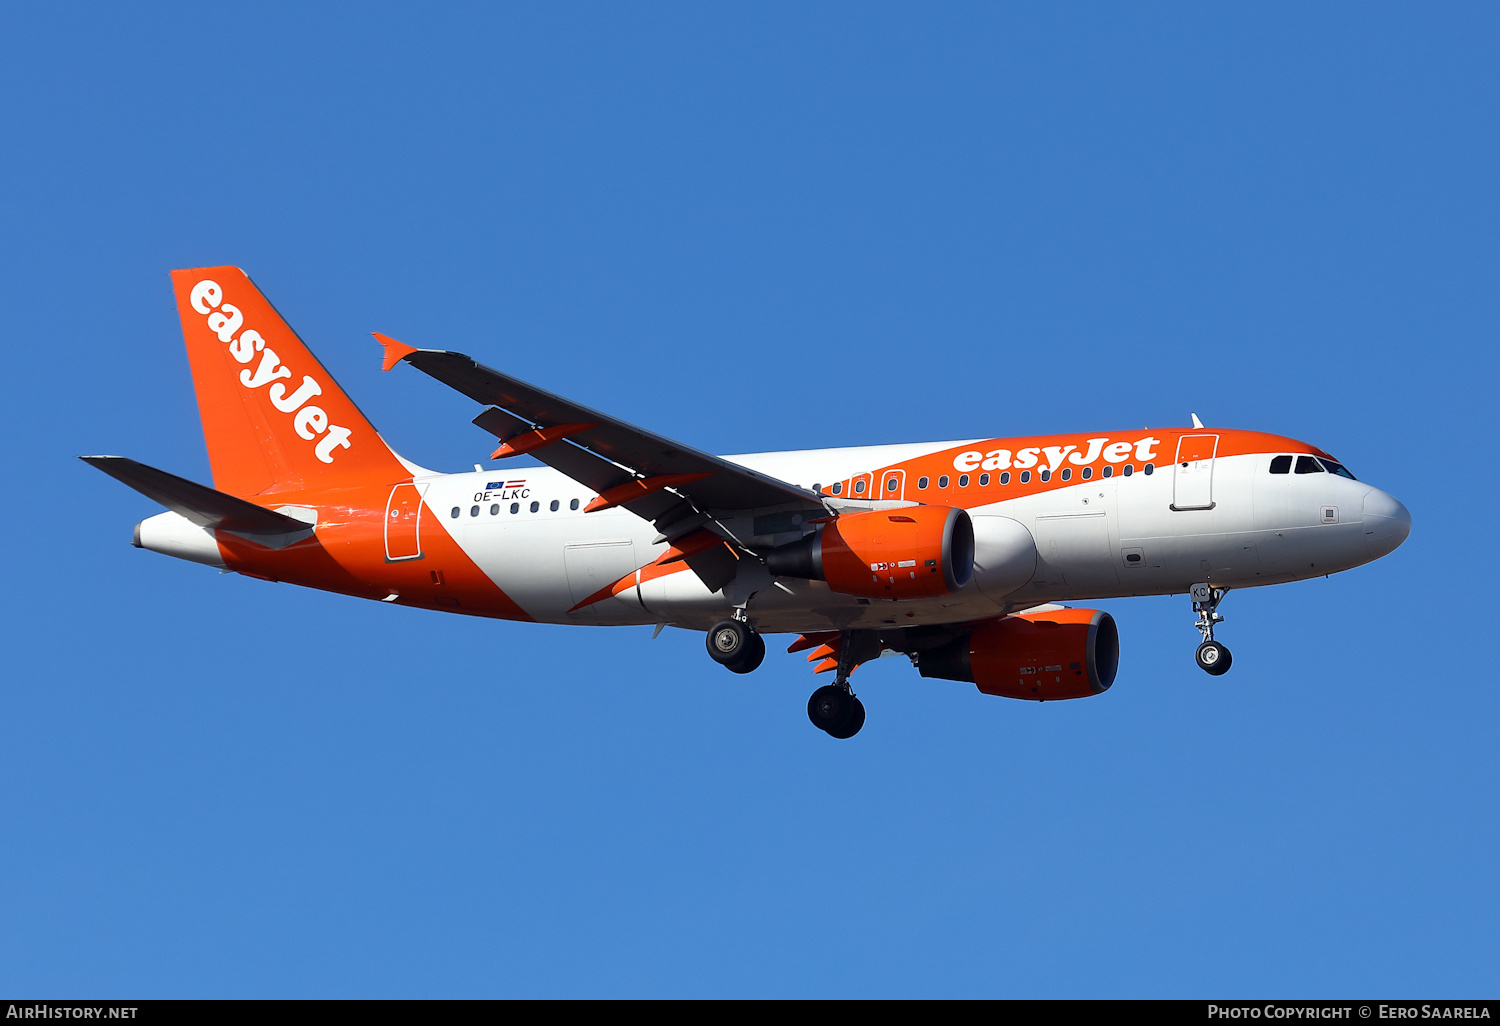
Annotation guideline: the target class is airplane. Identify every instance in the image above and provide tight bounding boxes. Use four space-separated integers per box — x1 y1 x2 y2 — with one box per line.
83 267 1412 739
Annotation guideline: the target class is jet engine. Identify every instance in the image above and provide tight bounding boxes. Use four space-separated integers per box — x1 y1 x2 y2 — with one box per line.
765 506 974 600
917 608 1119 701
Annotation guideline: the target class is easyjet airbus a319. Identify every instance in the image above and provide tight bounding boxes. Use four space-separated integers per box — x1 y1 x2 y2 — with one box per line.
85 268 1411 738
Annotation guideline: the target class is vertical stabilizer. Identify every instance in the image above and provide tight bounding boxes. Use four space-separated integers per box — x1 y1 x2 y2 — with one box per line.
170 267 407 496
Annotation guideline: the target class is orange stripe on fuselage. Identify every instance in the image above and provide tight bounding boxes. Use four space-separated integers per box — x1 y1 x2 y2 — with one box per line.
212 479 534 622
826 428 1330 508
567 541 706 612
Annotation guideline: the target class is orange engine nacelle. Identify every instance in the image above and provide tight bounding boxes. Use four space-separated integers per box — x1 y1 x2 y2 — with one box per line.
917 608 1119 701
764 506 974 600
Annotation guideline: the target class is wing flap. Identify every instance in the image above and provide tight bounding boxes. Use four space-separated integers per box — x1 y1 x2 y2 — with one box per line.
472 407 633 495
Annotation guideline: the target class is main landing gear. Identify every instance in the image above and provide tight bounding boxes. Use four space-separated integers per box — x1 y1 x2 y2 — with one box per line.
808 685 865 739
704 619 870 738
706 617 765 674
1191 583 1232 676
806 629 879 739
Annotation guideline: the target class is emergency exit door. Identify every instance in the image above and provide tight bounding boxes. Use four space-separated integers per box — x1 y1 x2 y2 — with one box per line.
1171 434 1218 511
880 469 906 501
385 482 428 561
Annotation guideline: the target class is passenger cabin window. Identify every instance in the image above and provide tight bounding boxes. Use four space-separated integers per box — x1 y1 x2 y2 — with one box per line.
918 476 929 489
550 499 560 511
450 507 460 518
1295 455 1323 474
570 499 580 510
1060 468 1071 481
1101 465 1113 479
490 504 499 515
1082 467 1092 480
1270 455 1292 474
938 475 949 488
958 474 969 487
999 472 1010 485
510 502 519 514
979 473 990 486
831 482 843 495
886 477 899 492
1019 471 1031 484
854 480 867 495
1039 470 1051 482
1319 458 1357 480
470 505 480 517
530 501 540 512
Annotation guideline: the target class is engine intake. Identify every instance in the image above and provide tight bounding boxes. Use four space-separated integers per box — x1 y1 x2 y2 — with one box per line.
918 608 1119 701
765 506 974 600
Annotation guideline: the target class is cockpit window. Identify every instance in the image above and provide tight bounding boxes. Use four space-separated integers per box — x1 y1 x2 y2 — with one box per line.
1318 458 1357 480
1295 455 1324 474
1269 455 1292 474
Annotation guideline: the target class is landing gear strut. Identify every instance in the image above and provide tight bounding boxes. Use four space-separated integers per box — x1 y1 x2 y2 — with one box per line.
805 629 878 738
1191 583 1232 676
706 617 765 674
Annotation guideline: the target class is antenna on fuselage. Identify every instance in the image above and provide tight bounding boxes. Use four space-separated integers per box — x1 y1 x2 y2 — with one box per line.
1191 413 1205 429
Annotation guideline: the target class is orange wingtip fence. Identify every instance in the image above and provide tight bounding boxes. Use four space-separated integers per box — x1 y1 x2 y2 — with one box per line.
374 332 419 372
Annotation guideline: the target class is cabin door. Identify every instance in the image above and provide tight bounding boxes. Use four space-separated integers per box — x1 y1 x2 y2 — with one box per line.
1172 434 1219 511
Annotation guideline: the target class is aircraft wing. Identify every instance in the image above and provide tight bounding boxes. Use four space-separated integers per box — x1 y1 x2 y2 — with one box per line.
377 334 825 520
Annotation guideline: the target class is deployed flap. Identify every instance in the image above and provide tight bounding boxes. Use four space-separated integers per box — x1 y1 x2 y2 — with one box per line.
381 340 822 513
472 407 632 496
80 456 313 536
682 542 739 594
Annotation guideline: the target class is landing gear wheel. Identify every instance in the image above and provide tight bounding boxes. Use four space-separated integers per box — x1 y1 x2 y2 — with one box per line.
1190 584 1232 677
807 685 865 738
827 697 866 739
706 619 754 667
1196 640 1232 676
725 631 766 674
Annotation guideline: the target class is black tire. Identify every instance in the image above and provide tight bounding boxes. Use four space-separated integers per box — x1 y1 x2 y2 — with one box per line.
706 619 752 666
725 631 766 674
807 685 855 734
825 697 866 739
1196 640 1232 676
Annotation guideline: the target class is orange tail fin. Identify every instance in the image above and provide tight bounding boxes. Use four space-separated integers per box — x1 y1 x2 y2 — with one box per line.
170 267 408 497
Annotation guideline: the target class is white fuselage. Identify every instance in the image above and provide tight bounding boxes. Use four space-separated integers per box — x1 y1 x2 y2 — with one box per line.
417 440 1407 634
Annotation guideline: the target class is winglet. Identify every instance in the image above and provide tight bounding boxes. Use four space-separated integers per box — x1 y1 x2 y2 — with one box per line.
374 332 419 372
1191 413 1205 429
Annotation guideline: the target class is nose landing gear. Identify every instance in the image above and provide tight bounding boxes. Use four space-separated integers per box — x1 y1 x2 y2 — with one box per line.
1191 583 1232 676
1195 639 1231 674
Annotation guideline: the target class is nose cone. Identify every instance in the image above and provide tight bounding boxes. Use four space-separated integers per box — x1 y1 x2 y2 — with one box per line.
1363 488 1411 560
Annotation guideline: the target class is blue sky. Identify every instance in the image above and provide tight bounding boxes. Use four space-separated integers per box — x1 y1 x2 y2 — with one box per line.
1 3 1496 997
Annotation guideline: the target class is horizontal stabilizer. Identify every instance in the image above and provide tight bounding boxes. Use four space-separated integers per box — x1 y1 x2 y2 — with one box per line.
79 456 312 536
